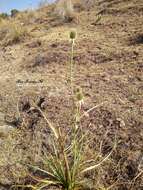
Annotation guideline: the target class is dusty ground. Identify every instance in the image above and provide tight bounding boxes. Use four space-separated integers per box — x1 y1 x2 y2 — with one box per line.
0 0 143 189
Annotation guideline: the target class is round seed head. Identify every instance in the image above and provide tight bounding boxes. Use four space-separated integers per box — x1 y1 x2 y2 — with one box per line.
70 30 76 39
76 87 84 102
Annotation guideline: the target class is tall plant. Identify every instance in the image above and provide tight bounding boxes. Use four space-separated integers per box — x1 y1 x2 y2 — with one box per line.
20 31 116 190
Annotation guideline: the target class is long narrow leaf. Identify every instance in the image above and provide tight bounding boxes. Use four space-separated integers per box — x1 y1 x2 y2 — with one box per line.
27 164 56 179
80 138 117 174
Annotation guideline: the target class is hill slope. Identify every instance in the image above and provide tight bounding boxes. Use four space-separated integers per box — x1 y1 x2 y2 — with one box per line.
0 0 143 189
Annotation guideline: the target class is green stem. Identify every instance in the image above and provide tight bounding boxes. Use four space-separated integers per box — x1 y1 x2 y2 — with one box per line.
70 39 74 95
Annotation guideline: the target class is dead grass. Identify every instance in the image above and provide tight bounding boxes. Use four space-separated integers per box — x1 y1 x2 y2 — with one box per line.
0 19 29 46
16 10 38 25
55 0 75 22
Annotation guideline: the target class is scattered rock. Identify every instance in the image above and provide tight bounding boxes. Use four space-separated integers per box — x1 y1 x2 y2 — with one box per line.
117 118 126 127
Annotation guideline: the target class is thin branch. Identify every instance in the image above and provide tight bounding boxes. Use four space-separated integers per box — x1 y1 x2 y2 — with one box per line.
80 101 107 120
32 105 59 139
80 135 117 174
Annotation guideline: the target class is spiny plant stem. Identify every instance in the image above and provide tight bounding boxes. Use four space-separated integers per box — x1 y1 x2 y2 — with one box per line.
70 39 74 95
69 34 77 134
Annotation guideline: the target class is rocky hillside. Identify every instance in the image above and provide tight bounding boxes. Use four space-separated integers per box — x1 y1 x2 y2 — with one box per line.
0 0 143 189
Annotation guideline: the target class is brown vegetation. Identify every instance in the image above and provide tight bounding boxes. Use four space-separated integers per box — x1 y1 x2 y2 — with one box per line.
0 0 143 190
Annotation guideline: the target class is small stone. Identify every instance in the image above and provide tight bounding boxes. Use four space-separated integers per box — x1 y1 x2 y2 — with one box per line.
117 118 125 127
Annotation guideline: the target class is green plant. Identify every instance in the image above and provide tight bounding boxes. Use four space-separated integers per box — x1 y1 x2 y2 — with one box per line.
11 9 19 17
18 109 115 190
17 31 116 190
0 13 9 19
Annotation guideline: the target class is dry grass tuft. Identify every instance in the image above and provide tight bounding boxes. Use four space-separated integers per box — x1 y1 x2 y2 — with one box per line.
55 0 75 22
0 20 29 46
16 10 38 25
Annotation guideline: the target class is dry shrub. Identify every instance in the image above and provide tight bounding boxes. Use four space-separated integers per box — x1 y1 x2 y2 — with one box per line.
0 20 8 41
72 0 95 11
16 10 39 25
0 20 29 46
55 0 75 22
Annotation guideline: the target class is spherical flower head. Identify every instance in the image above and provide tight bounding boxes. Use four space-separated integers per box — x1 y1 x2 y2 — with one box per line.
70 30 76 40
76 87 84 102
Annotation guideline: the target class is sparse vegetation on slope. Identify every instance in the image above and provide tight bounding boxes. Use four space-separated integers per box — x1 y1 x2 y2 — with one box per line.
55 0 75 22
0 20 29 46
0 0 143 190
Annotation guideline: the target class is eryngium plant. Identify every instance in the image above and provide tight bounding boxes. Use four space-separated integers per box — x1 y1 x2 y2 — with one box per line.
21 31 116 190
21 101 115 190
23 124 115 190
